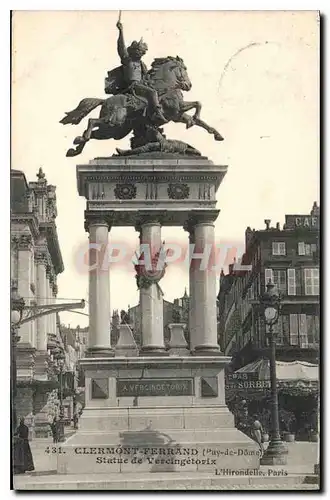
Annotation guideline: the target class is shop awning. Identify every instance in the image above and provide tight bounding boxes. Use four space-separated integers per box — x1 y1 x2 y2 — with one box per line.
235 358 319 382
225 358 319 400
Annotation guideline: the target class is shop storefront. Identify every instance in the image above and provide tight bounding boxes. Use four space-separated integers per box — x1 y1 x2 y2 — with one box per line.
225 358 319 441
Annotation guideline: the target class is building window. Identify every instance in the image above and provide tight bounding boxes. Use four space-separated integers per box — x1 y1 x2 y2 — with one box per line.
289 314 299 345
306 315 319 346
304 268 319 295
298 242 317 256
265 268 273 289
298 314 308 347
265 269 287 294
287 269 296 296
273 269 287 294
272 242 286 256
289 313 312 347
275 315 290 346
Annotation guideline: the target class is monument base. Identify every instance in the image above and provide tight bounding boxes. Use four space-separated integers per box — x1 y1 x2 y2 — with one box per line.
57 356 260 475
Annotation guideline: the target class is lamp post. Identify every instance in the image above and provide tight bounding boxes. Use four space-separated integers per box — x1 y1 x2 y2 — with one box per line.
260 279 288 465
11 285 25 432
54 349 65 442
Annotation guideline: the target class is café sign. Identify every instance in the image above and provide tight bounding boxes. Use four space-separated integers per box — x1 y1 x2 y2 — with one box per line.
285 215 319 230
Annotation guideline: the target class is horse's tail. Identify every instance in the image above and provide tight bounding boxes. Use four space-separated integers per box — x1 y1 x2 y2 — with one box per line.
60 98 104 125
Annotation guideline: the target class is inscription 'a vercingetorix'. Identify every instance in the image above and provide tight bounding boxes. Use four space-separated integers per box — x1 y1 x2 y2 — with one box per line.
116 378 194 397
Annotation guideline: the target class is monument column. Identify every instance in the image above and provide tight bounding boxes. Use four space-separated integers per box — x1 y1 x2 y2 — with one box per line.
85 213 113 357
35 250 48 351
191 216 221 355
136 218 166 355
184 222 197 351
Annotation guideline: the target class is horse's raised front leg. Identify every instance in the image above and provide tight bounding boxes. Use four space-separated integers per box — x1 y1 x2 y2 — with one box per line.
194 117 224 141
179 101 202 128
177 112 224 142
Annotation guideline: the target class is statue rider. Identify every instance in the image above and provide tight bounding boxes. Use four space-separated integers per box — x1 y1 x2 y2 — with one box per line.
116 21 166 123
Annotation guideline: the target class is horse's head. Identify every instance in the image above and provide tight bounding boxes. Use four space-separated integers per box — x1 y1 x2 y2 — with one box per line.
148 56 192 92
173 56 192 91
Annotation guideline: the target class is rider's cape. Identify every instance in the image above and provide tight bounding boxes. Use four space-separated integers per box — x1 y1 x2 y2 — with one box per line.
105 62 149 95
105 66 125 95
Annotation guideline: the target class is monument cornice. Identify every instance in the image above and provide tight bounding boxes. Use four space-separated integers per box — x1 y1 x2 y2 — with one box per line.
77 161 228 199
79 355 231 371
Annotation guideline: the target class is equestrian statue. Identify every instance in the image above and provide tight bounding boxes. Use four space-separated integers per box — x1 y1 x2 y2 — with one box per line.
60 17 224 157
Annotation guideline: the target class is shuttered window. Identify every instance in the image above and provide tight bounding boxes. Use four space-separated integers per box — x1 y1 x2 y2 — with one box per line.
287 268 296 295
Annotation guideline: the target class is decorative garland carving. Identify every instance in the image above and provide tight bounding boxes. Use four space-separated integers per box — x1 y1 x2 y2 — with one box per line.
167 183 190 200
134 247 167 290
11 234 34 250
34 249 48 266
114 183 137 200
45 263 55 282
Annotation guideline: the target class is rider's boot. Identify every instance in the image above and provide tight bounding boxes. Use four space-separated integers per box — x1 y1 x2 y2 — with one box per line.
153 105 166 123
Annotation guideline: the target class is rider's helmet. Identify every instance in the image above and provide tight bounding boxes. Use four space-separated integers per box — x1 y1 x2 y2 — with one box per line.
128 38 148 58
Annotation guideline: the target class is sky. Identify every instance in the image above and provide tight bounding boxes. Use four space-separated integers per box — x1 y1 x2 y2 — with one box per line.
11 10 320 327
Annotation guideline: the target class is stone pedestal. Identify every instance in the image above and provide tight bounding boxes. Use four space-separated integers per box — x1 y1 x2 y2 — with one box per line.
167 323 189 355
115 325 138 357
57 356 259 476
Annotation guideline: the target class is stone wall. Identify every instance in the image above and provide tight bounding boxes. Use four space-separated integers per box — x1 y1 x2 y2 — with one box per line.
16 387 34 436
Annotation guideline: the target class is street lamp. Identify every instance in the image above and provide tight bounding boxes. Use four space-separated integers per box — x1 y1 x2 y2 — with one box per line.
11 285 25 333
54 349 65 442
259 279 288 465
11 285 25 431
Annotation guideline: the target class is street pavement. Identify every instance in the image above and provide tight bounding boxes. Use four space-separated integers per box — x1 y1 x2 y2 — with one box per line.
26 427 76 474
13 438 319 490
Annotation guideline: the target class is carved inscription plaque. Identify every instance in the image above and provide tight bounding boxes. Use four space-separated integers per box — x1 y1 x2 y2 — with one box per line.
117 378 194 397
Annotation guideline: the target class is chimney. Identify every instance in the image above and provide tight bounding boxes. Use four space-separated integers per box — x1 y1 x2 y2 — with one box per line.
245 226 253 247
264 219 271 230
311 201 319 216
276 222 280 230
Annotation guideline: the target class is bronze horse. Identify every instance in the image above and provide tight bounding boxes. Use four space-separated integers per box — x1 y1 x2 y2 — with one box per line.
60 56 223 157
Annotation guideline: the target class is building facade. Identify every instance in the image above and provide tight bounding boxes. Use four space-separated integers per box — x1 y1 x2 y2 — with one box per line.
217 203 320 437
218 202 320 369
11 168 66 437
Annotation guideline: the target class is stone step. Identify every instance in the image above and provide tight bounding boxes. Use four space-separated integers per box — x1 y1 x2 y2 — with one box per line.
14 472 319 491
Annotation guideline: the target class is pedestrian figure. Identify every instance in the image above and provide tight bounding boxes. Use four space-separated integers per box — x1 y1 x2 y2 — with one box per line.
13 418 35 474
50 417 59 444
73 413 79 430
251 415 264 457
